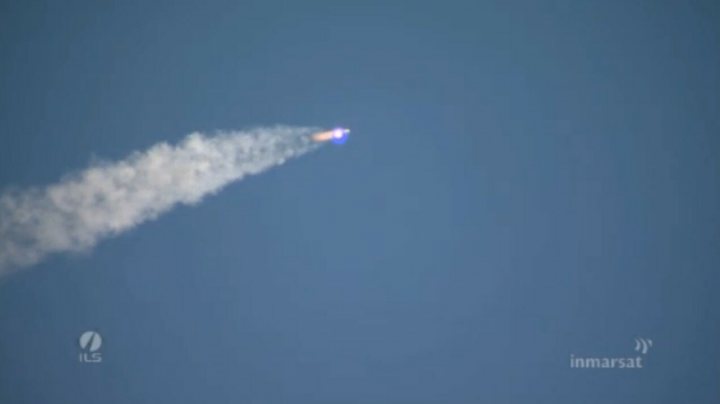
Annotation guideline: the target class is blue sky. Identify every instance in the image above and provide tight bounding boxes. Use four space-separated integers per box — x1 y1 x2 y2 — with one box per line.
1 1 719 403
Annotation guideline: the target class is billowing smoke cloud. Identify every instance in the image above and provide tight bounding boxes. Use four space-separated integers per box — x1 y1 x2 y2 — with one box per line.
0 126 320 274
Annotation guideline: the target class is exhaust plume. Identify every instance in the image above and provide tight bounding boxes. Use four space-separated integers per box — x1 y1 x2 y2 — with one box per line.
0 125 320 274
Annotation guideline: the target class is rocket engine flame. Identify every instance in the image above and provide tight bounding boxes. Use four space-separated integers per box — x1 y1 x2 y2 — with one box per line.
311 128 350 144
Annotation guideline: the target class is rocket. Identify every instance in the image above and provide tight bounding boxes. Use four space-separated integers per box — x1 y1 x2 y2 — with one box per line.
311 128 350 144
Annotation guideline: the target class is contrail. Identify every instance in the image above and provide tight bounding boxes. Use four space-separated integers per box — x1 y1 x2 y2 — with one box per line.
0 125 321 274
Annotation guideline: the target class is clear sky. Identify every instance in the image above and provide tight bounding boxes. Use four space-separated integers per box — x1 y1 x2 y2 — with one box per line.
1 1 718 403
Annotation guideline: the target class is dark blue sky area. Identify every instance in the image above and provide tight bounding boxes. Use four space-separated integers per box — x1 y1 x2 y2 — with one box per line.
1 1 718 403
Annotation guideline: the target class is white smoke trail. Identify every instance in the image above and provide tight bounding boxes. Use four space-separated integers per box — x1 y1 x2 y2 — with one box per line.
0 125 320 274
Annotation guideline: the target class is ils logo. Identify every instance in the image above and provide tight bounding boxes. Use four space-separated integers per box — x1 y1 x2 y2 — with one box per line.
78 331 102 364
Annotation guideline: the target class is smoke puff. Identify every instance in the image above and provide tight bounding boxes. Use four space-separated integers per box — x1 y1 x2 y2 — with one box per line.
0 126 319 274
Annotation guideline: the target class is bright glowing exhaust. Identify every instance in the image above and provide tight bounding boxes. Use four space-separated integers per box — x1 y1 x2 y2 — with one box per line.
311 128 350 144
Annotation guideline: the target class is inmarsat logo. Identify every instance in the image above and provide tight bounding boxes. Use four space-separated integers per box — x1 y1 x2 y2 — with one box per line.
78 331 102 363
570 337 653 369
634 337 653 354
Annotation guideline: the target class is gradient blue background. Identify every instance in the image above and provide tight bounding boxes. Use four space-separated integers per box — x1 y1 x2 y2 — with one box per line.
1 1 719 403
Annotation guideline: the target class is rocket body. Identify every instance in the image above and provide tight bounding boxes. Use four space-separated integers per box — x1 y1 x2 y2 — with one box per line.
312 128 350 144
